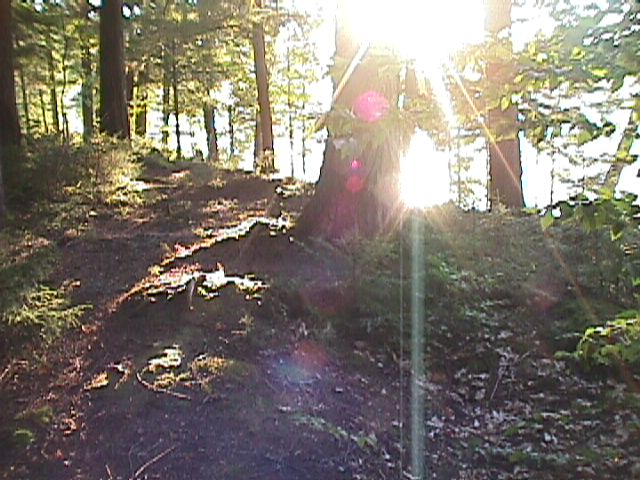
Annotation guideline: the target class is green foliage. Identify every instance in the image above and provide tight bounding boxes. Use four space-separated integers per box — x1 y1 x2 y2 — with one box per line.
3 284 91 345
574 311 640 367
4 136 142 211
541 192 640 301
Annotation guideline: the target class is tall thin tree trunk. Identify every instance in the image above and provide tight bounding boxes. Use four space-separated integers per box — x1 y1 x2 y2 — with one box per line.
39 90 48 133
18 67 29 135
134 66 148 136
228 104 235 160
287 43 295 178
172 52 181 159
301 84 307 177
59 23 70 142
251 1 274 170
99 0 129 138
485 0 523 209
81 45 93 141
47 49 60 135
162 48 171 145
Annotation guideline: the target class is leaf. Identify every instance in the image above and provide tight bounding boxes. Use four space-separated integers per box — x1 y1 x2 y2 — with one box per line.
540 210 555 230
576 130 594 145
570 47 586 60
500 96 511 111
590 67 609 78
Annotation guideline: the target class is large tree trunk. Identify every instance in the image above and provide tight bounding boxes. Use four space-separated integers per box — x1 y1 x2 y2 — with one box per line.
295 1 402 239
0 2 20 142
0 0 21 221
99 0 129 138
47 48 60 135
254 111 262 169
251 2 274 171
485 0 524 209
81 45 94 142
134 66 148 137
203 103 218 162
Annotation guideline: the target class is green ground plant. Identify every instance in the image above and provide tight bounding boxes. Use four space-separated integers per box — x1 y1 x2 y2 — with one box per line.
0 137 147 355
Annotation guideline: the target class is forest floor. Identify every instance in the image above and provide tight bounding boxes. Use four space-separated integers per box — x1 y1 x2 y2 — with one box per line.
1 159 639 480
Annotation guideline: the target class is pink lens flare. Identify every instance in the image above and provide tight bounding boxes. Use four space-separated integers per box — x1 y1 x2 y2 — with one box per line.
346 175 365 193
353 90 390 123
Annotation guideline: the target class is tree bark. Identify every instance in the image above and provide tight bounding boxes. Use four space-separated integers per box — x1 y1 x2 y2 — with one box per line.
251 3 274 171
254 111 262 169
18 66 29 135
0 0 21 144
161 47 171 145
99 0 129 138
134 66 148 136
228 104 235 160
287 44 295 178
0 0 21 221
171 51 181 159
39 90 48 133
295 0 402 239
60 23 70 142
203 103 218 162
81 45 94 141
485 0 524 209
47 48 60 134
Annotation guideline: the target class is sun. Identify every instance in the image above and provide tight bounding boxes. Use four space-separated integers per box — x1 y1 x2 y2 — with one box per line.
341 0 485 69
400 131 452 208
339 0 485 207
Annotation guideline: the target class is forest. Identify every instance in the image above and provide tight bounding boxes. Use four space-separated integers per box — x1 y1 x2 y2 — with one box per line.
0 0 639 478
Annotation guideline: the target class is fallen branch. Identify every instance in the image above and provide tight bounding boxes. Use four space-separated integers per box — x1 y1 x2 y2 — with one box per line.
130 445 177 480
135 371 191 401
0 363 13 386
488 350 531 405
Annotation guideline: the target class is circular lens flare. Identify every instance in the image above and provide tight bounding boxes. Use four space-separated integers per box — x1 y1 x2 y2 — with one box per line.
353 90 390 123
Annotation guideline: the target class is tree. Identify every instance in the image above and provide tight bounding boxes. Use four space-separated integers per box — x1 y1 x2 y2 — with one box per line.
252 0 274 171
99 0 129 138
484 0 524 209
0 0 21 221
295 1 410 238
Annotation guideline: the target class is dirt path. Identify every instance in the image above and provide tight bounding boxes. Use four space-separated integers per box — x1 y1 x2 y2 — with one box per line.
1 164 406 480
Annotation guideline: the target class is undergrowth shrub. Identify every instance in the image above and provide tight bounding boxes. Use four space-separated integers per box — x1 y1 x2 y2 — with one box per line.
323 204 638 364
3 285 91 346
572 310 640 368
543 193 640 369
3 135 142 211
0 230 91 353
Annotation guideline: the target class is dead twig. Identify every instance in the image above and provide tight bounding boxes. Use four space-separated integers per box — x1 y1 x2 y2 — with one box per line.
130 445 177 480
135 371 191 401
0 361 14 386
488 350 531 405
